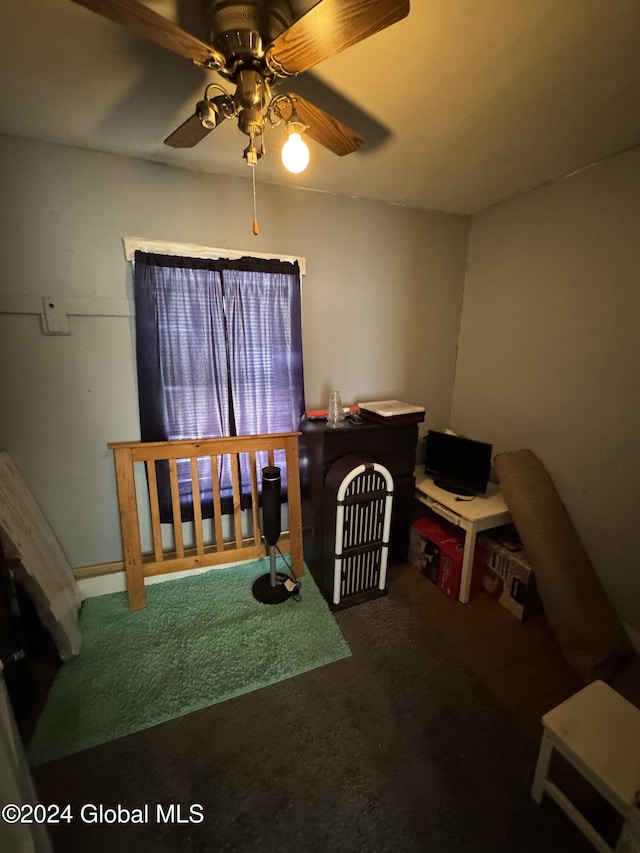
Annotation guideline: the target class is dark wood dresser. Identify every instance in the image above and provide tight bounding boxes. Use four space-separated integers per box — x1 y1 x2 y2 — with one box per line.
299 418 418 604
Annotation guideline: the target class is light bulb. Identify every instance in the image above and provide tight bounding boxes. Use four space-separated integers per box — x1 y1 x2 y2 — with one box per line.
281 132 309 174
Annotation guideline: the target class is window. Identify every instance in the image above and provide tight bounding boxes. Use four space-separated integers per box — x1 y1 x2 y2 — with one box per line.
133 251 304 520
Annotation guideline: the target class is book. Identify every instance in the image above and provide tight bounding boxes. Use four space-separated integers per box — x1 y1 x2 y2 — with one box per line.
357 400 425 418
357 400 425 426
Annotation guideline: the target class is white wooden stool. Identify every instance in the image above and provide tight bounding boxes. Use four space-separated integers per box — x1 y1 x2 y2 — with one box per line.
532 680 640 852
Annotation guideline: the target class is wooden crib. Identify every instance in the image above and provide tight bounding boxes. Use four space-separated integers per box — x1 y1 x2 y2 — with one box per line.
108 432 304 610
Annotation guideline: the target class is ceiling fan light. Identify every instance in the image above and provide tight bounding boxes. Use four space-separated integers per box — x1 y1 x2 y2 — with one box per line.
282 131 309 174
198 99 220 130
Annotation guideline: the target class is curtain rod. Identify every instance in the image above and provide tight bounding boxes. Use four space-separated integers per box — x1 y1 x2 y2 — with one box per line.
123 237 306 276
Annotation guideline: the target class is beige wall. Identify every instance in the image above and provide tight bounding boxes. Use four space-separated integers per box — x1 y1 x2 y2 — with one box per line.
0 135 468 568
451 146 640 628
2 135 637 627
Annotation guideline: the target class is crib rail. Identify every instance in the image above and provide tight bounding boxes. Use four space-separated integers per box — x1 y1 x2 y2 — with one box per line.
108 432 304 610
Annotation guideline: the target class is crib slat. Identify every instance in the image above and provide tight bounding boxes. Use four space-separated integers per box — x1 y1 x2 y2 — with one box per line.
249 451 261 547
145 460 163 562
168 458 184 558
210 455 224 551
190 457 205 555
230 453 243 548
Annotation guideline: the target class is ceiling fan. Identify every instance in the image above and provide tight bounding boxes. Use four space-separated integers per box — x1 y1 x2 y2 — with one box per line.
69 0 410 173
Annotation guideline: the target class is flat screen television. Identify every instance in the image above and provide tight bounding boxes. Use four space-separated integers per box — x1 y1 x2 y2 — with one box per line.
424 430 493 497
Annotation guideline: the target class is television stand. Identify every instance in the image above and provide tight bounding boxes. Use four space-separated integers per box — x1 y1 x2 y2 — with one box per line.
414 470 512 603
433 478 476 498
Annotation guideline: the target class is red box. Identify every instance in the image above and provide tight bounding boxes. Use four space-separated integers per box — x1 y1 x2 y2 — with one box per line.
410 514 485 600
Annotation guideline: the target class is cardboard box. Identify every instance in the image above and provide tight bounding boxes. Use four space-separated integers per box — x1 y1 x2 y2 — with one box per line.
480 535 541 620
409 515 485 599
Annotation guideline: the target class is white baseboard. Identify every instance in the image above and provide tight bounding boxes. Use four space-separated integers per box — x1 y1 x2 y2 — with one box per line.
75 557 265 599
78 572 126 598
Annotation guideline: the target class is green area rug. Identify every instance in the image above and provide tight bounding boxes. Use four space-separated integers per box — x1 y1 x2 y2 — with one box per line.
28 559 350 765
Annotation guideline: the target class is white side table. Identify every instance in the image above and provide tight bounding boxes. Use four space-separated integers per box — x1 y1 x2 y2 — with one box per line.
414 473 511 603
532 680 640 852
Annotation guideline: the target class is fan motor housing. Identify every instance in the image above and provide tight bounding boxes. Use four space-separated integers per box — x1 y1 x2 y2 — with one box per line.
205 0 292 68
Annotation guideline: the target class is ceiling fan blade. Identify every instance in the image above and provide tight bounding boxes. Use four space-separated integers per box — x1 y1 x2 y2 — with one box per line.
266 0 410 76
285 94 363 156
69 0 224 69
164 113 212 149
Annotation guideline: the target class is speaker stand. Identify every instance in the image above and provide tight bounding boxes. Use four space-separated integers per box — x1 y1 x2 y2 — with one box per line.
252 546 292 605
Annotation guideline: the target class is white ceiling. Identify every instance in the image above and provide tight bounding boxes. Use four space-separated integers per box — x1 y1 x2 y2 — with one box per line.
2 0 640 214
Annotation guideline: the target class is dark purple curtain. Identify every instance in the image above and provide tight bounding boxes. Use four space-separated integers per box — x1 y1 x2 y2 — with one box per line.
224 266 304 490
134 251 304 520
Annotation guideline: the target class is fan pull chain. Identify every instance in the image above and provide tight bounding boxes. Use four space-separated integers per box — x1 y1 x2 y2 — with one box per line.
251 163 259 236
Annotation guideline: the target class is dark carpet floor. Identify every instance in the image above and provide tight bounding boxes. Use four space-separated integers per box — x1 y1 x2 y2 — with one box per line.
32 564 592 853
